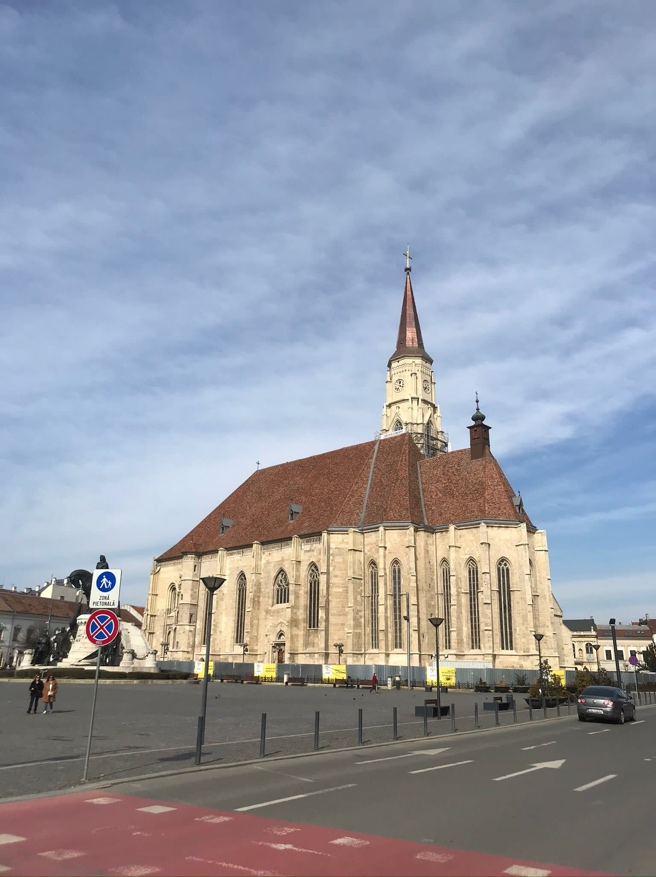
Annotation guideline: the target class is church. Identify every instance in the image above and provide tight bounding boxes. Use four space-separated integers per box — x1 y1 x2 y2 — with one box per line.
144 257 574 672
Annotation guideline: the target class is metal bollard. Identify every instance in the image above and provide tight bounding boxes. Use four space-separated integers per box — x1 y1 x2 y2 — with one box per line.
423 703 429 736
450 703 456 733
358 708 363 745
314 711 320 751
195 716 204 766
474 702 479 730
557 699 561 717
543 700 548 719
259 712 267 758
393 706 398 740
512 699 517 724
528 701 533 721
494 702 500 727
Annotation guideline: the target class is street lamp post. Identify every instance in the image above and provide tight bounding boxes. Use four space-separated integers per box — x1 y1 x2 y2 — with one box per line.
195 575 226 765
333 642 344 664
533 633 545 709
242 643 249 663
592 643 601 674
609 618 622 688
402 594 411 689
428 617 444 719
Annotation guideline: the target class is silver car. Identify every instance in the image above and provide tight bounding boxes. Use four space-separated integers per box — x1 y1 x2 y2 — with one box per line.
577 685 636 724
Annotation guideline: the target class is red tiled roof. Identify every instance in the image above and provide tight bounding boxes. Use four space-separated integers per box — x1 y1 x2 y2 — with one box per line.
157 433 531 562
0 592 80 617
389 273 433 365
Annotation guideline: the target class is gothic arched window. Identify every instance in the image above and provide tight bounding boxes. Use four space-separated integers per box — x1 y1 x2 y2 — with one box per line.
235 573 247 644
166 584 176 614
497 559 513 650
467 559 481 650
440 560 452 650
369 562 379 650
307 564 320 629
274 569 290 605
392 420 403 432
391 560 403 650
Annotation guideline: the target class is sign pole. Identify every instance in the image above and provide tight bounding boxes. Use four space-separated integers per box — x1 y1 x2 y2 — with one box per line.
83 649 102 782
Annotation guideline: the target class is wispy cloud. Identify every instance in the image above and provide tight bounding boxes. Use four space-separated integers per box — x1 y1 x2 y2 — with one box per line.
1 1 654 618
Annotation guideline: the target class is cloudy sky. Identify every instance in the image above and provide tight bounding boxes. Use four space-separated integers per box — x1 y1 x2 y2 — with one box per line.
1 1 655 624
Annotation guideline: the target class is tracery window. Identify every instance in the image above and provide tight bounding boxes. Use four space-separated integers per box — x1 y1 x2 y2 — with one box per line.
307 564 320 629
235 573 247 644
166 584 177 614
392 560 403 650
467 559 481 650
369 562 379 650
497 559 513 650
440 560 452 650
274 569 290 605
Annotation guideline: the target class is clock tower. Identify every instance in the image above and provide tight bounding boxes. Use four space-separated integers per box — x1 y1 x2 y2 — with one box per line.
380 250 447 456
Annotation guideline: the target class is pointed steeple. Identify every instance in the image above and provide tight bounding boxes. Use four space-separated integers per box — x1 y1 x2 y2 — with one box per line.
468 393 491 460
388 249 433 367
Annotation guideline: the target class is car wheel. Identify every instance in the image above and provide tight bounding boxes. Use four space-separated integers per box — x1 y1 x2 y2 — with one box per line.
617 709 625 725
629 709 637 722
578 715 586 722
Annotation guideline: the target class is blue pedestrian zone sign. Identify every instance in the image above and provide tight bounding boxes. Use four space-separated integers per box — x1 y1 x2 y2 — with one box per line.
90 568 122 609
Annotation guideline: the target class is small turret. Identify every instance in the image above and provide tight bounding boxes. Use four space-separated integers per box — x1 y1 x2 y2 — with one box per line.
468 393 491 460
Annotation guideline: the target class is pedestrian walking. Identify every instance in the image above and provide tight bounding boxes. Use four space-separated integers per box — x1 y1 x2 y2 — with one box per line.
370 672 378 693
42 674 58 714
27 673 44 713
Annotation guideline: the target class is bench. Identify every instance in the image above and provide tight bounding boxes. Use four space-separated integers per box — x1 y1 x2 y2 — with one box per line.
414 698 450 718
284 677 306 686
483 695 513 711
243 675 260 684
220 674 244 683
332 679 355 688
356 679 375 689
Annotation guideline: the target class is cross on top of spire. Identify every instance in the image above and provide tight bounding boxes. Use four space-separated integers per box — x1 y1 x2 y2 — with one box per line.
403 245 412 273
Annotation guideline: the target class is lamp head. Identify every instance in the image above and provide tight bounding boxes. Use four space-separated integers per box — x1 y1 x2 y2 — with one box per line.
201 575 226 594
609 618 616 626
428 617 444 629
533 633 544 642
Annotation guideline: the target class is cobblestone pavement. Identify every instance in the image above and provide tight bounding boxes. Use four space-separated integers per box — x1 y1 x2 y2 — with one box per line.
0 679 571 799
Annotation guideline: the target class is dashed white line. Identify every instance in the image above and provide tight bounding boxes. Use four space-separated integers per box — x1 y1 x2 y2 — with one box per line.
0 836 25 847
195 815 233 823
39 850 85 861
521 741 556 751
416 851 455 863
410 760 474 775
631 720 645 725
504 866 550 876
265 827 300 836
574 774 617 792
109 868 161 876
136 805 176 814
587 729 610 735
0 866 10 873
252 841 331 857
236 783 356 812
87 797 122 804
187 856 277 876
356 747 450 764
330 837 369 847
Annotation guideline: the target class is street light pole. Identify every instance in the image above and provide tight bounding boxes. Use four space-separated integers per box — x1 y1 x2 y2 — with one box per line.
428 617 444 719
609 618 622 688
402 593 411 689
195 575 226 765
533 633 544 709
592 643 601 674
333 642 344 664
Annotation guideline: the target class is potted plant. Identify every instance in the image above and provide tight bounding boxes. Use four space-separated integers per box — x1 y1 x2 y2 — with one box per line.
474 676 491 692
512 672 529 693
494 677 510 693
525 660 572 707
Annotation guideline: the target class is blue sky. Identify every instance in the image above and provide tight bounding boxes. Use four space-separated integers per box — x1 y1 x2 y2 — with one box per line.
1 1 654 623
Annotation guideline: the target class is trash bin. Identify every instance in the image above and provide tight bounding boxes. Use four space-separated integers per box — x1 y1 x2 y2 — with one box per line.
387 677 393 690
283 673 289 685
395 675 401 691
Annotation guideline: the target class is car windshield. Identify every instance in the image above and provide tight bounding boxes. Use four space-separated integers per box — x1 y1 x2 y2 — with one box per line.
582 686 619 697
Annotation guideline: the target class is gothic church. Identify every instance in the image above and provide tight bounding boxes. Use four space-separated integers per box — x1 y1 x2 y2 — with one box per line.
144 260 574 672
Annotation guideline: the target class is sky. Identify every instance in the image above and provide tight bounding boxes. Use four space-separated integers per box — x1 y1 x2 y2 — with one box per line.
1 1 655 624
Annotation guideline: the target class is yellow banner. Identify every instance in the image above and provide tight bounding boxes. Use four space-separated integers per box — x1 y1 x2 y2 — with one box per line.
322 664 347 680
439 667 456 687
194 660 214 678
261 663 277 679
551 669 565 687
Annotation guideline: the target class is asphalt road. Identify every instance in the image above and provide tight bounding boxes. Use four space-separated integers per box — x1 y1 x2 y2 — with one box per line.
0 679 569 798
105 702 656 875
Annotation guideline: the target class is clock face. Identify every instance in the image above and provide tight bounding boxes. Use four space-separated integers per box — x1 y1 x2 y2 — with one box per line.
394 378 404 392
423 380 430 394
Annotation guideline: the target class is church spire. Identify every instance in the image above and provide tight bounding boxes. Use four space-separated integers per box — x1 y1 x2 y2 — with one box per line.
468 392 491 460
388 247 433 367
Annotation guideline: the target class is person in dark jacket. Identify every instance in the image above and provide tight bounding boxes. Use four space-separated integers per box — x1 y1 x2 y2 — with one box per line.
370 672 378 693
27 673 44 713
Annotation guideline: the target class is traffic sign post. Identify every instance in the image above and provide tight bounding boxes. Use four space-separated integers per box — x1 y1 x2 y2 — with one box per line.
629 655 642 705
89 568 122 609
83 609 120 782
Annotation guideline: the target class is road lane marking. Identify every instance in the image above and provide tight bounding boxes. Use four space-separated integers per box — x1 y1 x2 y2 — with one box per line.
574 774 616 792
253 766 314 782
587 729 610 735
136 805 176 814
631 720 645 725
187 857 277 876
236 783 356 812
521 741 556 750
39 850 85 861
356 747 450 764
493 759 565 781
416 851 455 863
0 836 25 846
195 815 233 823
504 867 550 876
330 837 369 847
87 797 121 805
252 841 331 857
410 760 474 774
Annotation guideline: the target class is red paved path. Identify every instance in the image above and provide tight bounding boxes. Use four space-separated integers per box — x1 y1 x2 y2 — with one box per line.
0 792 608 876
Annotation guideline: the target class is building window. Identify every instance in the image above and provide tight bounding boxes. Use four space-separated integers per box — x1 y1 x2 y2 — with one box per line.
391 560 403 650
369 562 379 650
274 570 290 605
630 650 637 657
605 649 612 661
307 564 320 629
616 649 624 661
12 626 22 643
440 560 452 650
235 573 247 644
497 559 513 650
585 642 594 656
167 584 176 614
467 560 481 650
